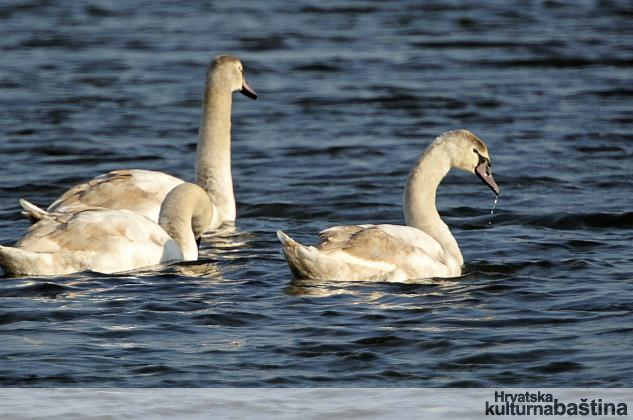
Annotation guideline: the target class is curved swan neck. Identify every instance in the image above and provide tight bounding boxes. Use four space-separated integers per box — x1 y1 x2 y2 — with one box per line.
404 140 462 263
158 183 213 260
195 77 235 223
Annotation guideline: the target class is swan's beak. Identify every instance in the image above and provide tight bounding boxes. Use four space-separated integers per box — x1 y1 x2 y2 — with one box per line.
241 79 258 100
475 161 499 196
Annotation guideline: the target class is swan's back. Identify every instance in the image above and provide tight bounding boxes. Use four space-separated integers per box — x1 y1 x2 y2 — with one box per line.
4 209 180 275
46 170 184 223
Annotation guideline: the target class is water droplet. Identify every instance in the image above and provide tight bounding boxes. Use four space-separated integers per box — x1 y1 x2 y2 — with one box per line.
488 195 499 225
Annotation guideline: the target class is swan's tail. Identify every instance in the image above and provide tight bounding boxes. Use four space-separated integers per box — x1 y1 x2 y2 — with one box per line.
0 245 71 276
0 245 38 275
19 199 53 223
276 231 322 280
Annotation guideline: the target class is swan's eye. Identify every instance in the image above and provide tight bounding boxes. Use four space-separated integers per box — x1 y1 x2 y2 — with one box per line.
473 148 491 169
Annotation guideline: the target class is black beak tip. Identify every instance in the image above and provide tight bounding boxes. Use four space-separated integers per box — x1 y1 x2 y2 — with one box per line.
243 90 257 100
241 84 258 100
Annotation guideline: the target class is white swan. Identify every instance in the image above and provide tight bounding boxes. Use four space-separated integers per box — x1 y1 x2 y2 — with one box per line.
21 55 257 230
277 129 500 282
0 183 212 276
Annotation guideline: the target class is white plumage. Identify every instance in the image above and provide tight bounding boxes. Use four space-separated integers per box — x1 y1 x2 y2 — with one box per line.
278 130 500 282
1 183 212 276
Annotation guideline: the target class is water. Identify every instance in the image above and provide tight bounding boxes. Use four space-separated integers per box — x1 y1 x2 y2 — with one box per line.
488 196 498 225
0 0 632 387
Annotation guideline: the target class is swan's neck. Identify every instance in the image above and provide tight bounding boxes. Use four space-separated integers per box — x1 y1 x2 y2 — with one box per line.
158 184 213 261
159 210 198 261
195 81 235 223
403 143 463 265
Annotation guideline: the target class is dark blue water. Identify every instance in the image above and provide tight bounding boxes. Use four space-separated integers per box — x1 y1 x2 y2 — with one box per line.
0 0 632 386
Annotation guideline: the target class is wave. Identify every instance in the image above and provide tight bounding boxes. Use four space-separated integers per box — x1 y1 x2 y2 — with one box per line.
477 211 633 230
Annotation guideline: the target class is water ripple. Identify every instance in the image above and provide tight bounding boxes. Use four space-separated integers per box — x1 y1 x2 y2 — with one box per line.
0 0 631 387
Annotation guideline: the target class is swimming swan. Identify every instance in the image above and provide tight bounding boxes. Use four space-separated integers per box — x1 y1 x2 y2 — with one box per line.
0 183 212 276
21 55 257 230
277 129 500 282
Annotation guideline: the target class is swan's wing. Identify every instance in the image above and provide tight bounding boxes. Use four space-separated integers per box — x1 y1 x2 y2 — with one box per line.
371 224 445 260
16 209 177 272
47 169 185 222
18 209 167 251
279 224 458 281
317 224 446 268
318 225 365 249
17 209 98 245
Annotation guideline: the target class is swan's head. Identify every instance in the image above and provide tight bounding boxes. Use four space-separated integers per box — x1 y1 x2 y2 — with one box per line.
209 55 258 99
191 201 213 241
158 183 214 261
444 129 499 196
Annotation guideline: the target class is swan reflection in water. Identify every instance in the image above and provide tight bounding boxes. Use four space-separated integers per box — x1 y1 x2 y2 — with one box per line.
284 276 464 300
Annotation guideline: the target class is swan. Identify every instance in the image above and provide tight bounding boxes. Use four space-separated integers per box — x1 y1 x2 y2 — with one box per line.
277 129 500 282
0 183 212 276
21 55 257 230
